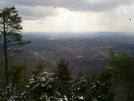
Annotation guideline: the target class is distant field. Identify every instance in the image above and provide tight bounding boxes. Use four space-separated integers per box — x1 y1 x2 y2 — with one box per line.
15 32 134 75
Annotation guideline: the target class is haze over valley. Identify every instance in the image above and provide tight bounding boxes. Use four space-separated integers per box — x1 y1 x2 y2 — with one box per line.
15 31 134 75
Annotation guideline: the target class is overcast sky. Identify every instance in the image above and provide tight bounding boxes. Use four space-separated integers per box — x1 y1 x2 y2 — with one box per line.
1 0 134 32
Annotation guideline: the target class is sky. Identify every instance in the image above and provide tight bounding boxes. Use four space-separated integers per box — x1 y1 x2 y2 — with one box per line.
1 0 134 32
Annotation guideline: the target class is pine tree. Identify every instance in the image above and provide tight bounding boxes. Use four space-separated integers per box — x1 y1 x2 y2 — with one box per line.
90 69 114 101
0 64 28 100
0 6 31 87
73 73 91 101
29 63 55 100
107 49 134 101
53 58 73 100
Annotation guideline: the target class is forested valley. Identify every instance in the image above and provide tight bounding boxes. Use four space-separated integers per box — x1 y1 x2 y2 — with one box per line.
0 7 134 101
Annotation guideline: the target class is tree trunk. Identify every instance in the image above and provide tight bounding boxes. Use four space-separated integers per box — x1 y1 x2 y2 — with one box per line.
3 12 9 87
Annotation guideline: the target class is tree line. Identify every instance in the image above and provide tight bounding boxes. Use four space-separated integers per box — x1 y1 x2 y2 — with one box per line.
0 6 134 101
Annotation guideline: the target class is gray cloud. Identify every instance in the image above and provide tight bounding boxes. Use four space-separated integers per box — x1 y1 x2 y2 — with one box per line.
17 6 57 20
2 0 134 11
1 0 134 20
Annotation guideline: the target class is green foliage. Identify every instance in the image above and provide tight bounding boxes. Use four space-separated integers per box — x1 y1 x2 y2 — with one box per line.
53 58 73 100
29 63 55 100
0 6 31 89
90 69 114 101
107 49 134 101
0 64 28 100
0 7 32 58
73 74 91 101
0 58 116 100
54 58 72 81
0 7 22 32
9 65 25 84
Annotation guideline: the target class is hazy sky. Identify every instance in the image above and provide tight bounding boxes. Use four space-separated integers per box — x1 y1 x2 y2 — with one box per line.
1 0 134 32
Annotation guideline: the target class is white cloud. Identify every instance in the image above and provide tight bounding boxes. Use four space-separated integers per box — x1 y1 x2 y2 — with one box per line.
1 0 134 32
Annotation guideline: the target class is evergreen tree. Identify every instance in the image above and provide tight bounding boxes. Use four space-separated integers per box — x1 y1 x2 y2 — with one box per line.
90 69 114 101
0 6 31 87
0 65 27 100
107 49 134 101
53 58 73 100
9 65 25 92
29 63 55 100
73 73 91 101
